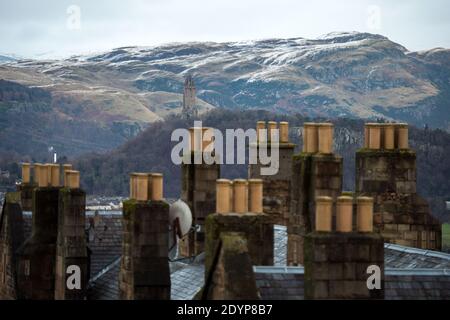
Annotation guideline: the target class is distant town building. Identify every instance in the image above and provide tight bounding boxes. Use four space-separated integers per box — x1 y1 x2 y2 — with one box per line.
446 201 450 210
182 75 198 119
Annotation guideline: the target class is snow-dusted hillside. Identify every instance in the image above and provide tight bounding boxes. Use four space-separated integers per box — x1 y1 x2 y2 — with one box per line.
2 32 450 127
1 32 450 158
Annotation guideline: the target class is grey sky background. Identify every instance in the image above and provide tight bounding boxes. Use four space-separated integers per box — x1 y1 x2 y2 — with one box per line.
0 0 449 59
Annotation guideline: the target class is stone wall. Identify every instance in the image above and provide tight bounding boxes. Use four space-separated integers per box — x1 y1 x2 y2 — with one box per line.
119 200 170 300
288 153 343 265
356 150 441 250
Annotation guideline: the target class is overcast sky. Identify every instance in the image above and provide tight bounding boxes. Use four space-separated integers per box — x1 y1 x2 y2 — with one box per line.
1 0 449 59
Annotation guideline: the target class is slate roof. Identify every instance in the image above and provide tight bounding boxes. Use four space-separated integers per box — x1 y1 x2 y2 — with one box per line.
19 212 450 300
253 267 450 300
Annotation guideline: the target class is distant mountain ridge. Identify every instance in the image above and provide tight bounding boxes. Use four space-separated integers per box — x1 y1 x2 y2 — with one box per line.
0 32 450 159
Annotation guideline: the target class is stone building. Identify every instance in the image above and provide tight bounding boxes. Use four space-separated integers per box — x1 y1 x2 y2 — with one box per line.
356 123 441 250
182 75 198 118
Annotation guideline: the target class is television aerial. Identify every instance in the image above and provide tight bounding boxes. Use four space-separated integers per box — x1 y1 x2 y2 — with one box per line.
168 199 193 260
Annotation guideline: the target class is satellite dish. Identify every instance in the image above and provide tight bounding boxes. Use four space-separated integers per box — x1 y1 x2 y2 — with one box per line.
168 199 193 260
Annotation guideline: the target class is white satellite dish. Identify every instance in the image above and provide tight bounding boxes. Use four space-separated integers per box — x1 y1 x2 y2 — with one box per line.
168 199 193 260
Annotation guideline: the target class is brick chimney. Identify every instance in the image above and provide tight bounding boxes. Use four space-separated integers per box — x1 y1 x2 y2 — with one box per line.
205 179 274 282
249 121 296 225
356 123 441 250
119 173 170 300
55 170 88 300
304 195 384 299
180 127 220 257
288 122 343 265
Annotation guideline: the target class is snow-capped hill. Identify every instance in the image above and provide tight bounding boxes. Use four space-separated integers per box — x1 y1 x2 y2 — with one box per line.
0 54 17 64
1 32 450 132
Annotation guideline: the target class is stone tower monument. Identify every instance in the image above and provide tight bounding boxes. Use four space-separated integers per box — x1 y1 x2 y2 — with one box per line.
182 75 198 118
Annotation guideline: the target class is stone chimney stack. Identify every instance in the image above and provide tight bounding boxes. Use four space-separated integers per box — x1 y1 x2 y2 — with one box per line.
119 173 170 300
20 163 62 299
55 169 88 300
304 195 384 299
180 127 220 257
249 121 296 225
0 192 25 299
288 122 343 265
356 123 441 250
205 179 274 281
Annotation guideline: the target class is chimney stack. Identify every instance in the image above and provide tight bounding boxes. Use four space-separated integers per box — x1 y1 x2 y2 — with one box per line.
249 120 296 225
304 194 384 299
205 179 274 278
120 173 170 300
181 127 220 257
55 170 88 300
288 122 342 265
357 122 441 250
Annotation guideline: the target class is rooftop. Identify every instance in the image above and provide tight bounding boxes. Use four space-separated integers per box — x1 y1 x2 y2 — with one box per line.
22 213 449 300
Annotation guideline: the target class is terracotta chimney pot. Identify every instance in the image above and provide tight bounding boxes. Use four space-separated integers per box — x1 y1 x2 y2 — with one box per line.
256 121 266 143
64 170 80 189
216 179 232 214
317 123 334 154
49 164 60 187
357 196 374 232
22 163 31 184
303 123 318 153
279 121 289 143
267 121 278 142
315 196 333 232
384 124 395 150
367 123 381 150
336 196 353 232
233 179 248 213
150 173 163 201
248 179 263 213
396 123 409 149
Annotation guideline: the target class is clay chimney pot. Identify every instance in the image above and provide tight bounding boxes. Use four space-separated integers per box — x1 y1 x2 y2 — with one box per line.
216 179 232 214
315 196 333 232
